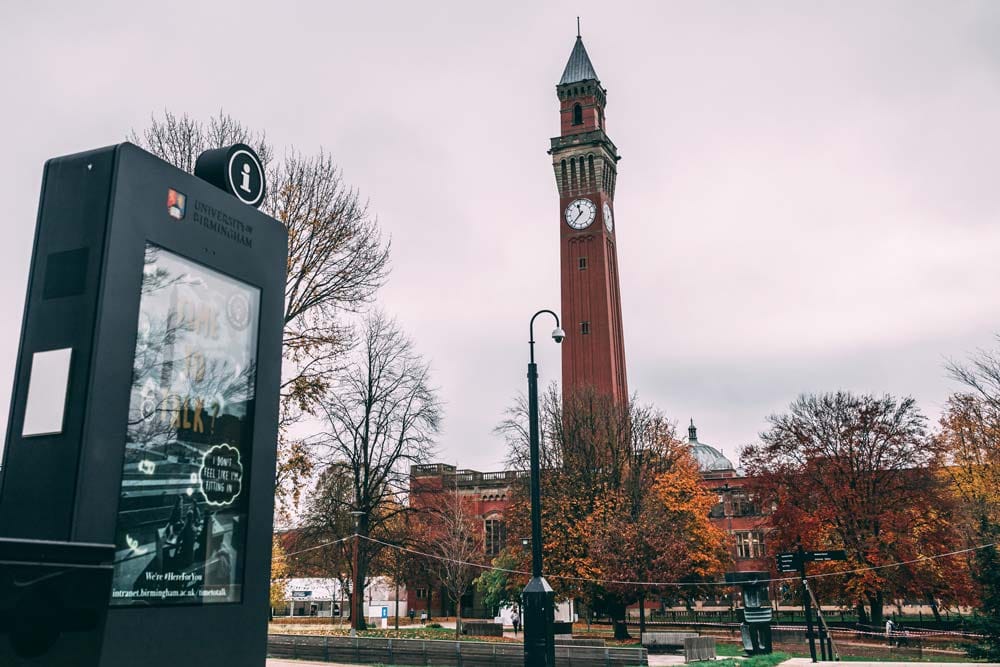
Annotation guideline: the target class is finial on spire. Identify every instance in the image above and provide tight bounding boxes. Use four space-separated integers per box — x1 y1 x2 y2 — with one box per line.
577 16 581 38
688 419 698 443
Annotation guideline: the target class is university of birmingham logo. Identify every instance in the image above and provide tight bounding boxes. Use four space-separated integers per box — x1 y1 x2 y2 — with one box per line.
167 188 186 220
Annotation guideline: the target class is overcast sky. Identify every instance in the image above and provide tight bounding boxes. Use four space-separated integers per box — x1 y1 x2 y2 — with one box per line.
2 1 999 471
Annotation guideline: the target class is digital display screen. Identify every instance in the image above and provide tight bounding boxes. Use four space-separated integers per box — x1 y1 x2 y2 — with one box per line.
111 244 260 606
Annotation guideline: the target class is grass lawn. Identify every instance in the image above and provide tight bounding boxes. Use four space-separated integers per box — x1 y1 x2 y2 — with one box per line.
687 651 790 667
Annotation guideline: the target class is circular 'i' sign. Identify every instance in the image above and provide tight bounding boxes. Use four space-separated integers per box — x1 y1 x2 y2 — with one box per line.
227 148 265 207
194 143 267 208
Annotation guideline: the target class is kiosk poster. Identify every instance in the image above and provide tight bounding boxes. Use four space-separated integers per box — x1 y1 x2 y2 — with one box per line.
111 244 260 606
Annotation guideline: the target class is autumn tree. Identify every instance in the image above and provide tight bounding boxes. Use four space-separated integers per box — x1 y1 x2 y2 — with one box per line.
131 111 391 516
270 534 291 618
314 311 441 629
415 478 485 638
500 387 728 639
294 462 357 619
741 391 968 627
934 345 1000 659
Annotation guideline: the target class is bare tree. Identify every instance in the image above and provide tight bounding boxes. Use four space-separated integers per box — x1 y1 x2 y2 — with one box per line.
131 111 391 515
316 311 441 629
418 477 485 638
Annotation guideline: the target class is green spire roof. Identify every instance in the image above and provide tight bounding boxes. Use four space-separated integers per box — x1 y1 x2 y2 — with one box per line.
559 36 599 85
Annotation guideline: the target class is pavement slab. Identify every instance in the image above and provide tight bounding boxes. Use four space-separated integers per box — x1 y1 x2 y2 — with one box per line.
780 659 1000 667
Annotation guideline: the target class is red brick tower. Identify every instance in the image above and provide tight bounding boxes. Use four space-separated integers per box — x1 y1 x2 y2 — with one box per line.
550 32 628 402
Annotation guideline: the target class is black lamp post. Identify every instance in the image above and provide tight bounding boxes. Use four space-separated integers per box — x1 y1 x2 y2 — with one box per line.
523 309 565 667
350 509 365 636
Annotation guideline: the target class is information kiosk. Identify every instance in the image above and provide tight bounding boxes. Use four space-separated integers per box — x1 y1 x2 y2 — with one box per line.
0 142 287 666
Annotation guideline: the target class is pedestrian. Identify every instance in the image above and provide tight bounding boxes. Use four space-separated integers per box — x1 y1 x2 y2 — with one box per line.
512 610 520 635
885 618 895 647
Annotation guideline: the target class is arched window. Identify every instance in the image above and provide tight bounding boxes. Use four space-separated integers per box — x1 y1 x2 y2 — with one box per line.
572 103 583 125
570 158 577 193
560 160 567 193
485 517 506 556
588 155 596 187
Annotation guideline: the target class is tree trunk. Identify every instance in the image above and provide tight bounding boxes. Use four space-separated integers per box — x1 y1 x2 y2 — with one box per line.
639 593 646 635
610 601 631 640
455 604 462 640
867 591 884 628
355 566 367 631
856 603 870 625
925 592 942 623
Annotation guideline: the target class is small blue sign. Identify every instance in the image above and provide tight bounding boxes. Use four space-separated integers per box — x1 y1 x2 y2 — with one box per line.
381 607 388 619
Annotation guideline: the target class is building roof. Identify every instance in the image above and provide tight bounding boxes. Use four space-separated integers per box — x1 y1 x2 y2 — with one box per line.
559 36 599 85
687 420 736 472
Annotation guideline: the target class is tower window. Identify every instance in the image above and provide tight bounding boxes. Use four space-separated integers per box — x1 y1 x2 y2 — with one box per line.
580 321 590 335
572 103 583 125
578 257 587 270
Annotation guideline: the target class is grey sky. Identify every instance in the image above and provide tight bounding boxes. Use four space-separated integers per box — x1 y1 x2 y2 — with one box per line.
2 1 999 471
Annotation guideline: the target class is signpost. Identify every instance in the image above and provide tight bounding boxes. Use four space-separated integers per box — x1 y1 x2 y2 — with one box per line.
0 142 287 666
776 545 847 663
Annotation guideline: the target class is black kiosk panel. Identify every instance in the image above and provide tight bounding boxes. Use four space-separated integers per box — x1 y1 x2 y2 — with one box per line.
1 143 287 667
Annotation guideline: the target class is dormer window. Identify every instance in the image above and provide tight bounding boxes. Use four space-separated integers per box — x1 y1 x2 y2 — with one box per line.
572 103 583 125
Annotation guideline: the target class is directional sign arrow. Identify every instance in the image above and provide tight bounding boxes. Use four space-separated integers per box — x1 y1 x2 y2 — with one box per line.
804 550 847 562
775 552 799 572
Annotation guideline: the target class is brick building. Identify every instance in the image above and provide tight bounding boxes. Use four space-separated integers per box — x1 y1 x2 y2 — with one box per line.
405 421 770 618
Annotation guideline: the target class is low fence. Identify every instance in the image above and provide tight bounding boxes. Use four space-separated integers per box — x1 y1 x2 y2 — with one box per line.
267 634 648 667
642 609 967 630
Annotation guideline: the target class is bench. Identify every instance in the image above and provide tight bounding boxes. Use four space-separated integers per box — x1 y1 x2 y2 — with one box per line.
553 621 574 635
641 631 699 649
554 637 605 646
683 637 716 663
462 621 504 637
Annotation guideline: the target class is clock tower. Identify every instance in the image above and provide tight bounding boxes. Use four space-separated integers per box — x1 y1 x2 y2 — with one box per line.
550 33 628 403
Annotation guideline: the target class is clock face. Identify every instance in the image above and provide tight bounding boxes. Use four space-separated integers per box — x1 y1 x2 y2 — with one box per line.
603 202 614 233
565 198 597 230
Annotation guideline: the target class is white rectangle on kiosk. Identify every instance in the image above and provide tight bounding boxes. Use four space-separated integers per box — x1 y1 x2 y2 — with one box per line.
22 348 72 437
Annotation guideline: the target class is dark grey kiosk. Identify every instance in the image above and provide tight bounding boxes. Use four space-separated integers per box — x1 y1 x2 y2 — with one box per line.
725 571 773 656
0 142 287 666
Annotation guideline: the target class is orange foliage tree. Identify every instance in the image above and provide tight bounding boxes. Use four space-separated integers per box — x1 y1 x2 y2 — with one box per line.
742 391 972 627
932 346 1000 659
500 387 728 638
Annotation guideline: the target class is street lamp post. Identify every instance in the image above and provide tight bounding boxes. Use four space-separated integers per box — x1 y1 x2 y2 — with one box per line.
523 309 565 667
350 509 365 636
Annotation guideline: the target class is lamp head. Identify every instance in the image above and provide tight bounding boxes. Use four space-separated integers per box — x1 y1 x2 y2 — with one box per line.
551 327 566 344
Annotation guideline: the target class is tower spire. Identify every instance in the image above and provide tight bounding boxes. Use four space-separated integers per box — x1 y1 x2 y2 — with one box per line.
577 16 581 38
558 32 599 85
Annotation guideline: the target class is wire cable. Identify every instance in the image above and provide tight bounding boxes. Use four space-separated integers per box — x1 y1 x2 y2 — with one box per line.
276 532 996 590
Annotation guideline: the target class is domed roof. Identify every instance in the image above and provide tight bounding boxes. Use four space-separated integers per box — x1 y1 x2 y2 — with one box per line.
686 420 735 472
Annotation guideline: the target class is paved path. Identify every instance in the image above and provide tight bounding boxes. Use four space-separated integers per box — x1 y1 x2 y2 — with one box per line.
269 657 1000 667
780 659 999 667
